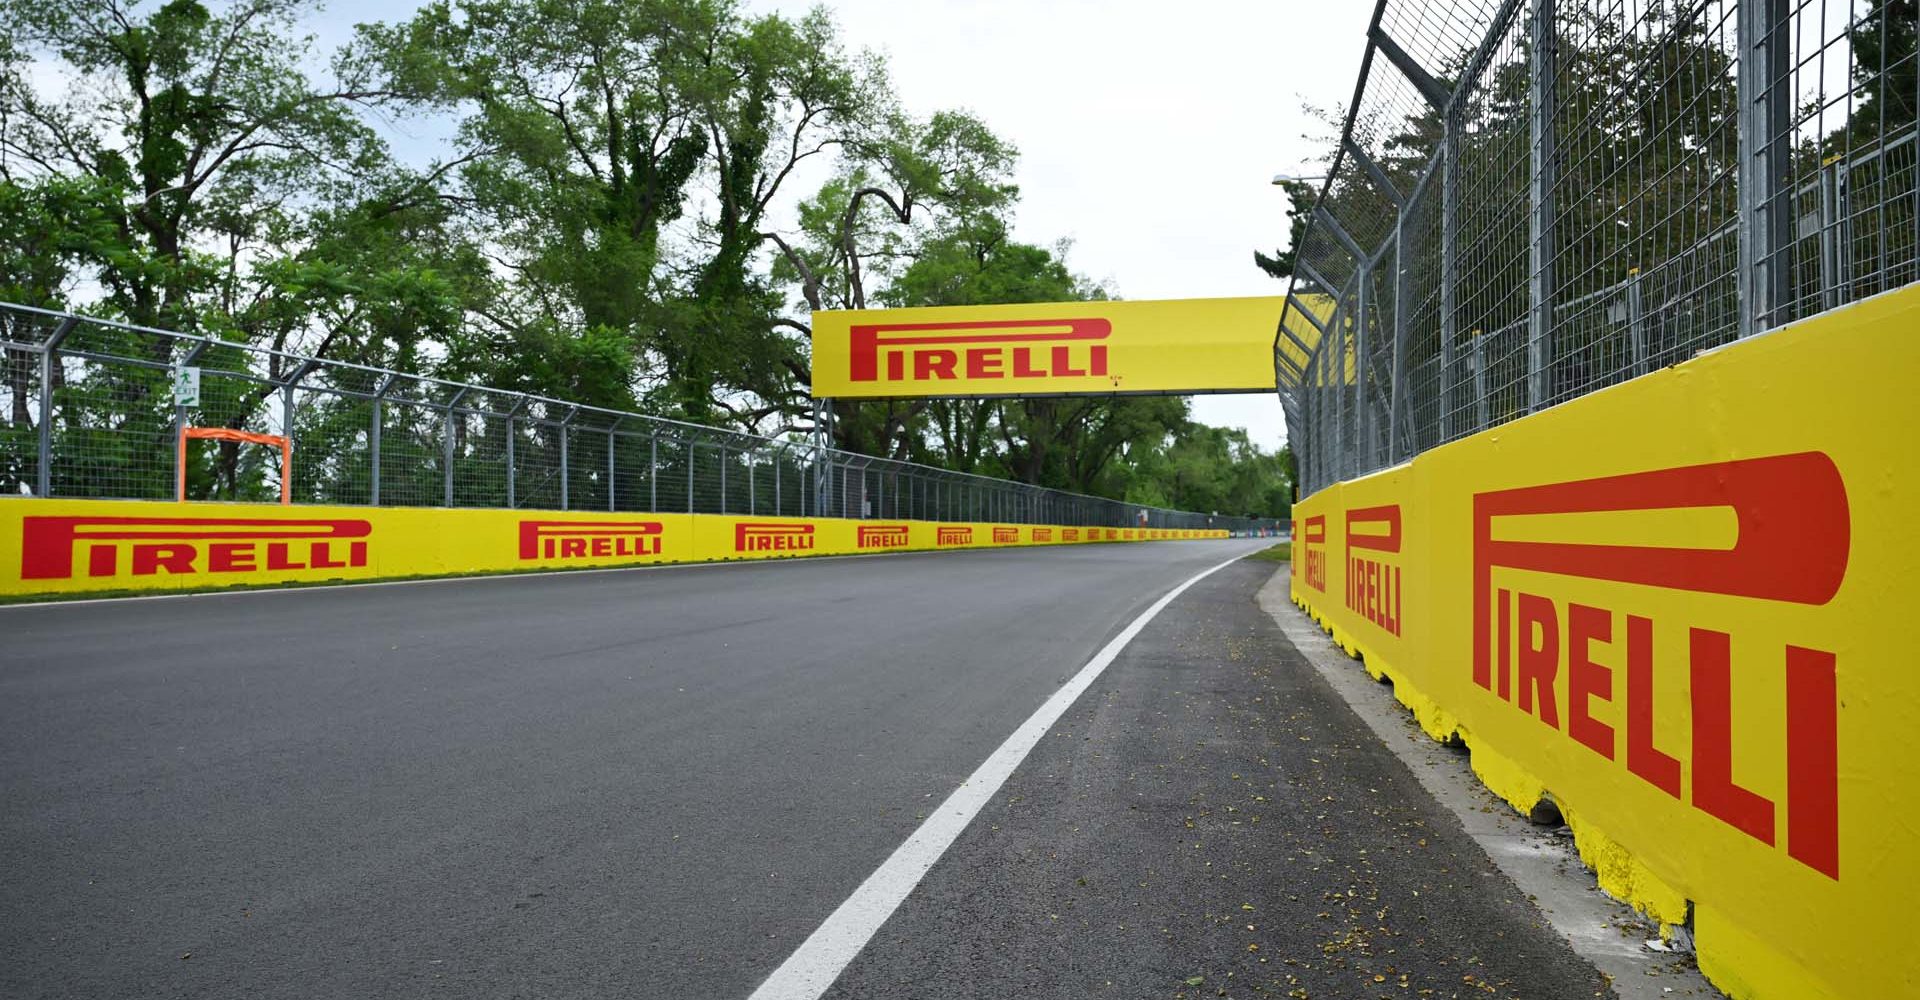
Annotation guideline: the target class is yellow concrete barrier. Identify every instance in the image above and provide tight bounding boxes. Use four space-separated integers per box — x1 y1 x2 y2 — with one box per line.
1290 285 1920 1000
0 501 1227 598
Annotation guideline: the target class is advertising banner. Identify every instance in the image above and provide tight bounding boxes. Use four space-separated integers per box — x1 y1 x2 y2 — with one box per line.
0 503 1226 598
1288 285 1920 1000
810 297 1285 398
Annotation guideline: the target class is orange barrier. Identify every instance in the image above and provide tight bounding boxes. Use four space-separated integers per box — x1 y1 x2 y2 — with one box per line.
177 427 290 504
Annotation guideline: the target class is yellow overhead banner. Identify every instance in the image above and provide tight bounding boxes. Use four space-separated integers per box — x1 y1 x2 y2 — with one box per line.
810 297 1284 398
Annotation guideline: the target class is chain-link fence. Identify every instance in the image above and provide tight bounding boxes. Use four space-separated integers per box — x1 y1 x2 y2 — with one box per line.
0 301 1280 534
1278 0 1917 495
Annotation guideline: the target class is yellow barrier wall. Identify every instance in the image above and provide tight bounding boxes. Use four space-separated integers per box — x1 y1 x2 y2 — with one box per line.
0 500 1229 598
1290 285 1920 1000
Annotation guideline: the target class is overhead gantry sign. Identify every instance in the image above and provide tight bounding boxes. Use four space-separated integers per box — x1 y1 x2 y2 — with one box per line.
810 296 1302 399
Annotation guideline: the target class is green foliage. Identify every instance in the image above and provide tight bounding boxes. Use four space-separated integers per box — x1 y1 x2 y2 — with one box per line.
1245 542 1291 563
1254 179 1316 281
1 0 1290 516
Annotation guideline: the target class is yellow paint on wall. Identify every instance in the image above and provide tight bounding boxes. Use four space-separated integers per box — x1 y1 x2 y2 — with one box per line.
1289 284 1920 1000
0 501 1230 598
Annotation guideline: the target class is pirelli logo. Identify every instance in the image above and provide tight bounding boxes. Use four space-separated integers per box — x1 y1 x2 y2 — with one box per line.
1473 453 1849 879
20 516 371 580
736 522 815 553
1061 528 1080 542
1299 515 1327 592
849 318 1110 385
936 526 973 546
857 524 910 550
519 520 663 561
992 527 1019 543
1345 506 1402 636
1032 527 1053 543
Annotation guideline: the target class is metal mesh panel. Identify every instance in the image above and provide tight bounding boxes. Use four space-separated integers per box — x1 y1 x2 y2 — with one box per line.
1 335 44 496
1281 0 1918 496
0 303 1280 533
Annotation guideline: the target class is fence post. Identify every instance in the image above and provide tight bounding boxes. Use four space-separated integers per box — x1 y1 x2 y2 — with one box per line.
686 437 695 513
1440 113 1459 444
443 387 467 508
607 417 620 512
559 409 574 511
1737 0 1793 339
1626 269 1647 376
1390 224 1409 462
1473 332 1490 430
1526 0 1556 413
648 432 657 511
282 383 297 501
36 317 76 497
370 375 395 505
1355 259 1370 472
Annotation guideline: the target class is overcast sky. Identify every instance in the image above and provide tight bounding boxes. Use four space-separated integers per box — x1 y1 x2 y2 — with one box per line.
319 0 1374 450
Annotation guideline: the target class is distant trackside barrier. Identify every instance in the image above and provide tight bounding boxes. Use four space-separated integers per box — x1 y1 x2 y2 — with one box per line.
0 500 1232 599
1290 285 1918 1000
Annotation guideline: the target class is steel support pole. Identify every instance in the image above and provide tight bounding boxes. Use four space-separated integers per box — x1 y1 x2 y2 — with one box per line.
1473 334 1490 430
505 418 516 508
1354 259 1371 472
1526 0 1556 413
607 425 618 512
1389 223 1409 461
1627 269 1647 376
282 384 297 501
36 317 77 497
649 433 657 511
1440 114 1459 442
35 349 52 496
369 402 383 505
1737 0 1793 338
442 387 467 508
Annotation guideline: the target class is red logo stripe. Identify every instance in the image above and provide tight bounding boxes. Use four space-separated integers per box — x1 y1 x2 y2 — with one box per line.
22 517 371 580
1471 452 1850 689
849 318 1110 381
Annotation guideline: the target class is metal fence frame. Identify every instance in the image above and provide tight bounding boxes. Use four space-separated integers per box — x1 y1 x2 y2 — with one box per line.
1279 0 1917 496
0 302 1280 534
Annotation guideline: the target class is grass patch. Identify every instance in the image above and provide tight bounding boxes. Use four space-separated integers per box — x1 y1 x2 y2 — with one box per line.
1246 541 1292 563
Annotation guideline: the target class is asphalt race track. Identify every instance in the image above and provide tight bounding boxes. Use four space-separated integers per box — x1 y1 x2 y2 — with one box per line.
1 542 1607 999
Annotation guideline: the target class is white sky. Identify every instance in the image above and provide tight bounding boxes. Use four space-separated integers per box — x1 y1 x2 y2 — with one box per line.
319 0 1377 450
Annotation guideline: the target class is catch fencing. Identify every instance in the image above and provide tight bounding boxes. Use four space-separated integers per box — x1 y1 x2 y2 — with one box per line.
0 302 1276 534
1278 0 1917 495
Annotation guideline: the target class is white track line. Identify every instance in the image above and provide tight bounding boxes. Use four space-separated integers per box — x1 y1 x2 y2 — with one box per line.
747 550 1251 1000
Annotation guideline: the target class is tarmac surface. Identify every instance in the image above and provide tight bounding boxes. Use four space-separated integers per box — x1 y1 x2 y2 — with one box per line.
1 542 1609 998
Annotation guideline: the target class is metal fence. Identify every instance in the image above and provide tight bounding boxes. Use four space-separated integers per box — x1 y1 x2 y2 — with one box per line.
1278 0 1917 495
0 301 1279 534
